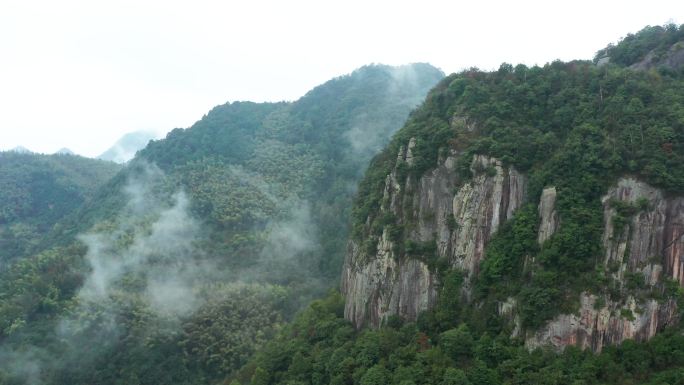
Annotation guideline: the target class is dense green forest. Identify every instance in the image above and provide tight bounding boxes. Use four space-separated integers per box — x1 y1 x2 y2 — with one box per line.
3 24 684 385
0 64 443 384
237 291 684 385
0 152 121 263
353 24 684 332
237 24 684 385
596 24 684 67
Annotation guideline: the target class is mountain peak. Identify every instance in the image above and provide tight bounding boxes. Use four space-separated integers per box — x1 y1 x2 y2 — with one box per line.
98 130 159 163
54 148 75 155
9 145 32 153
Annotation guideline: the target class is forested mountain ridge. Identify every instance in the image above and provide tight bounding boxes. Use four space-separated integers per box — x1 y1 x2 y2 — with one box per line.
343 23 684 345
43 63 444 279
0 63 443 384
5 23 684 385
595 23 684 70
0 152 121 264
240 24 684 385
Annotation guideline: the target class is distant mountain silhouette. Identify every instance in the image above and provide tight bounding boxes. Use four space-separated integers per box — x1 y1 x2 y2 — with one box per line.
98 130 158 163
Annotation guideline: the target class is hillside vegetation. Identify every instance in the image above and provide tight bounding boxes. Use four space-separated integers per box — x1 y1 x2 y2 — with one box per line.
0 152 121 263
0 64 443 385
240 24 684 385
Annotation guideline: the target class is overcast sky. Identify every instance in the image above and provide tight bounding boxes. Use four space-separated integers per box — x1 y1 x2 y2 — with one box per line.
0 0 682 157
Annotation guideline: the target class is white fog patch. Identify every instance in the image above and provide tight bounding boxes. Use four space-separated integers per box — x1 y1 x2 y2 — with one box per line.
0 163 214 385
0 348 43 385
344 64 432 169
262 202 317 260
121 162 167 213
146 277 197 316
76 164 205 318
76 191 203 316
248 201 324 291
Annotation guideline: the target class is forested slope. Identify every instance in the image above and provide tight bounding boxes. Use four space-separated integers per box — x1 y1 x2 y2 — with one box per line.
240 24 684 385
0 63 443 385
0 152 121 263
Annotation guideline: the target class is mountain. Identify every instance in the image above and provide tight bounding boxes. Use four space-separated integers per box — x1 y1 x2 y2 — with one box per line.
6 23 684 385
240 24 684 385
97 130 159 163
54 148 75 155
9 146 32 154
595 24 684 70
0 151 122 264
0 63 444 384
343 25 684 351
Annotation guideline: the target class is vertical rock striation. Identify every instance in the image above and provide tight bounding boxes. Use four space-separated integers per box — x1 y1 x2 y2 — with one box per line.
537 186 558 244
343 137 683 351
526 178 684 351
342 142 526 328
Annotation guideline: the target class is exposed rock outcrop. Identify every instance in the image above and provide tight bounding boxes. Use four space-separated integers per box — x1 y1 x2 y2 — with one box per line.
526 294 677 352
630 41 684 71
449 155 526 296
537 186 558 244
596 56 610 67
341 232 437 328
342 143 526 328
526 178 684 351
343 135 684 350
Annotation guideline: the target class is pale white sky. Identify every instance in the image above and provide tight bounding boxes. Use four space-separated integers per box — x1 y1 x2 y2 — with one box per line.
0 0 682 157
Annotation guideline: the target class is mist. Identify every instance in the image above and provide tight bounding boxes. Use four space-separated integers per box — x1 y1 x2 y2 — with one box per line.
0 62 446 383
344 64 435 175
97 131 161 163
0 159 333 383
0 164 210 383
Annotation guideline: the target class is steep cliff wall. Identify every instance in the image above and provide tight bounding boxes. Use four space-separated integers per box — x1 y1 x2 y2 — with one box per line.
344 143 684 350
629 41 684 71
526 178 684 351
537 187 558 244
342 143 526 328
342 50 684 352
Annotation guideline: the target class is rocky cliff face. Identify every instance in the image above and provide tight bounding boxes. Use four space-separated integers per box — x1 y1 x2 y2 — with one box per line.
537 187 558 244
343 137 684 351
342 142 526 328
630 41 684 71
526 177 684 351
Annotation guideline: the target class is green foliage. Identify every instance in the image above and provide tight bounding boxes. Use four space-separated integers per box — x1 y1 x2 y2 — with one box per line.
625 271 647 291
140 102 285 169
0 64 444 385
241 291 684 385
441 368 470 385
179 285 287 377
595 24 684 66
130 64 444 281
356 56 684 245
609 198 650 235
0 152 121 261
0 245 85 337
251 367 270 385
477 204 538 297
360 365 391 385
418 270 464 333
439 324 474 362
245 28 684 385
518 282 562 329
0 270 289 384
6 26 684 385
620 308 637 321
353 47 684 331
404 239 442 270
